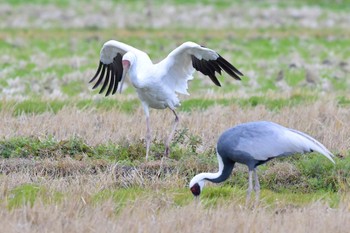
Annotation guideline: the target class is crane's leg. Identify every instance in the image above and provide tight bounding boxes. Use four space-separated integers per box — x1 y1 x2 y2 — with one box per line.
253 168 260 203
142 103 151 161
145 115 151 161
246 169 253 205
164 109 179 157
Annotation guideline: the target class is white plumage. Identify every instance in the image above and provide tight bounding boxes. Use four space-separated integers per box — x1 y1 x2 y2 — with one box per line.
90 40 243 160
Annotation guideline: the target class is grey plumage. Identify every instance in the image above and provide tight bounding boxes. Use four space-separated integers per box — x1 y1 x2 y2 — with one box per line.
189 121 335 202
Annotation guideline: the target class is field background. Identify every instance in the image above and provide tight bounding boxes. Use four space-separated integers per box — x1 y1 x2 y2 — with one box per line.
1 0 350 232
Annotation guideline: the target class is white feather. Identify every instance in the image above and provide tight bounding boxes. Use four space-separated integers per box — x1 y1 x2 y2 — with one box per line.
157 41 219 95
100 40 149 64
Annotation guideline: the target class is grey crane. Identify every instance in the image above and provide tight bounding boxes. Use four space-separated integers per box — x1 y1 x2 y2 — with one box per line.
189 121 335 202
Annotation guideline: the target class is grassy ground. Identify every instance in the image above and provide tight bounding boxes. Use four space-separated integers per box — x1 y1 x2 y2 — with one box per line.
1 0 350 232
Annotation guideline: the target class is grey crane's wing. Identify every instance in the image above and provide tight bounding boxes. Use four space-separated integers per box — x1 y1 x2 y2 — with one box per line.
89 40 146 96
222 121 334 163
158 41 243 95
232 127 299 161
287 128 335 163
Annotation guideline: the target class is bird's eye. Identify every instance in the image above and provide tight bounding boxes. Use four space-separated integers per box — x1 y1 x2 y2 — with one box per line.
190 183 201 196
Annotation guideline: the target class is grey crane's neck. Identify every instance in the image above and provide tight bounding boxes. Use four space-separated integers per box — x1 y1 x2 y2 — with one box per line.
205 160 235 183
190 152 235 187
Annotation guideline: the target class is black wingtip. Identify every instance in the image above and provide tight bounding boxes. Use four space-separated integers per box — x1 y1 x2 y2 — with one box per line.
89 61 103 83
218 55 244 77
92 64 106 89
89 53 125 97
217 56 243 80
105 63 116 97
209 74 221 87
98 64 111 94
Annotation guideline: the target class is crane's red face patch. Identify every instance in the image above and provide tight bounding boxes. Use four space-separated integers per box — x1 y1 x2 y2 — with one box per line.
190 183 201 196
122 60 130 69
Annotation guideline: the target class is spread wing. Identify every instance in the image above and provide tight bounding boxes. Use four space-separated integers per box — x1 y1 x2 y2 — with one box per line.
89 40 147 96
157 41 243 95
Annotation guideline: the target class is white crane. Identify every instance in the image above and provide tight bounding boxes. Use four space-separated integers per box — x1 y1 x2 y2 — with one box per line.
189 121 335 202
89 40 243 160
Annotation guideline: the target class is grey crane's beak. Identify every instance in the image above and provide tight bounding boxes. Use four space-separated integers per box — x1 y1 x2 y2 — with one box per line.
193 195 201 207
119 60 130 94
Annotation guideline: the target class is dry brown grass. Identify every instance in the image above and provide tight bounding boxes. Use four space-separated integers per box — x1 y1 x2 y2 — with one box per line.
1 97 349 153
1 158 350 233
0 192 349 233
115 200 350 233
1 97 350 232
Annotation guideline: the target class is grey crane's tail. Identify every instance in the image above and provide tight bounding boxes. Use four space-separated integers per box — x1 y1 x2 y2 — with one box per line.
289 128 335 164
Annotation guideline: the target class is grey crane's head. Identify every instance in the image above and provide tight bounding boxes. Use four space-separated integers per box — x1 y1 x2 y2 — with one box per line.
189 176 205 197
119 52 136 93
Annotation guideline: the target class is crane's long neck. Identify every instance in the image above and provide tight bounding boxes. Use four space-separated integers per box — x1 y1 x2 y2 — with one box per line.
193 152 235 184
206 158 235 183
128 63 142 88
128 54 153 89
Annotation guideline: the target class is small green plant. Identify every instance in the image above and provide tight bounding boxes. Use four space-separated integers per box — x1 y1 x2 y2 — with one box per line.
92 187 145 213
6 184 63 209
7 184 40 209
337 96 350 107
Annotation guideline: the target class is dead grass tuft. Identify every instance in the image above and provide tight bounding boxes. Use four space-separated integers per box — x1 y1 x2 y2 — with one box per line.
263 162 303 191
0 158 109 177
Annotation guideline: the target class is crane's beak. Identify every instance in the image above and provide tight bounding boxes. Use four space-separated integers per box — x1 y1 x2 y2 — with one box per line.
119 60 130 94
194 195 201 206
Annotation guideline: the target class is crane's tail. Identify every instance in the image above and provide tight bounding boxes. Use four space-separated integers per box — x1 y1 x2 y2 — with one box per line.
289 128 335 164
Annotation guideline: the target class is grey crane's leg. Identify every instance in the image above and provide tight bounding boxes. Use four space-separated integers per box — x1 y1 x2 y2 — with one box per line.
253 168 260 203
246 169 253 204
164 109 179 157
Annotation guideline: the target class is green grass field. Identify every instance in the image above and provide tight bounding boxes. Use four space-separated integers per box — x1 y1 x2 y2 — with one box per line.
1 0 350 232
